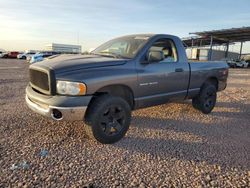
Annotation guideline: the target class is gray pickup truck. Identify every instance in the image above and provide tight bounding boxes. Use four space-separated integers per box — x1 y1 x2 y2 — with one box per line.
26 34 228 144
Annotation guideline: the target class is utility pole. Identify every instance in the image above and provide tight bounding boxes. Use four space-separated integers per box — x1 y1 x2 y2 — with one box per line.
77 31 79 45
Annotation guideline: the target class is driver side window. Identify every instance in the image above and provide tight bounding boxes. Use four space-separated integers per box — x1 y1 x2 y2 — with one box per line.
149 38 178 63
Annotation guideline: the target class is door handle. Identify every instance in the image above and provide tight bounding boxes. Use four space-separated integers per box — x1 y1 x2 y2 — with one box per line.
175 68 184 72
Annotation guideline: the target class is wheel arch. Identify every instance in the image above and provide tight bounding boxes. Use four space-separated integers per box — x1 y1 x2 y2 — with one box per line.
90 84 135 109
204 77 218 90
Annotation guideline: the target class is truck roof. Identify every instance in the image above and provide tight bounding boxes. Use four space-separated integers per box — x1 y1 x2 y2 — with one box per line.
116 33 178 40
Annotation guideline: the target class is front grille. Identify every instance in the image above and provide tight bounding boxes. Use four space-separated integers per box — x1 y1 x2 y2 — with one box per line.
29 69 50 93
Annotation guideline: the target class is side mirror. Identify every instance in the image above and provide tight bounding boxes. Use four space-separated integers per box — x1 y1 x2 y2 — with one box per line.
147 50 164 63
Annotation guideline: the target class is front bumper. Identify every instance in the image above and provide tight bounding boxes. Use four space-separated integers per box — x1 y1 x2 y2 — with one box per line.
25 85 92 121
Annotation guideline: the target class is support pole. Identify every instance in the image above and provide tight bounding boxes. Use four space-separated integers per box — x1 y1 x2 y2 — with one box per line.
209 36 213 61
225 42 229 59
239 41 243 60
191 38 194 59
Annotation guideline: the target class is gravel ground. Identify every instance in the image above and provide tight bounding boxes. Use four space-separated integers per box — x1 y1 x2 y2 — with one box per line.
0 59 249 187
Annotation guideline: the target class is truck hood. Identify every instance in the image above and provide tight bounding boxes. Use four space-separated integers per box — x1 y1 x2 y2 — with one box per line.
31 54 128 74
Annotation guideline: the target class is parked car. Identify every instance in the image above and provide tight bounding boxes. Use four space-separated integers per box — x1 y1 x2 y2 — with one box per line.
245 59 250 67
26 34 228 144
27 51 60 62
227 59 249 68
1 53 8 58
226 59 237 68
0 51 7 58
28 51 60 63
235 60 249 68
17 52 36 60
7 51 19 58
29 53 44 64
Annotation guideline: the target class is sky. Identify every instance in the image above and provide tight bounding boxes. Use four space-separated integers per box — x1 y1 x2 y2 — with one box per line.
0 0 250 53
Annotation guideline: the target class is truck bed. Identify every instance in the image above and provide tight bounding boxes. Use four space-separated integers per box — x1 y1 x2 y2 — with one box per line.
187 61 228 97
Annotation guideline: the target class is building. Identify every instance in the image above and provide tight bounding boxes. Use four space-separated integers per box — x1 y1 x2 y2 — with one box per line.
45 43 82 53
24 50 38 53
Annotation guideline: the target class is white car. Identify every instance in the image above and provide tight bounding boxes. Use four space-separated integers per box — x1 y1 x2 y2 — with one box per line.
226 60 237 68
235 60 249 68
226 59 249 68
17 52 36 60
0 50 7 58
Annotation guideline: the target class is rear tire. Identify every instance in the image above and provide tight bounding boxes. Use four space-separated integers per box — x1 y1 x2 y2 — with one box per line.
84 95 131 144
192 83 217 114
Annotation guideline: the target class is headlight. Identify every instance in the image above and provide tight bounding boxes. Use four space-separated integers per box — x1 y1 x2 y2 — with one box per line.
56 81 86 95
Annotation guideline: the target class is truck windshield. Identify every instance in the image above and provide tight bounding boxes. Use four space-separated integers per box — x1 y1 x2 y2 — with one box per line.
92 36 150 59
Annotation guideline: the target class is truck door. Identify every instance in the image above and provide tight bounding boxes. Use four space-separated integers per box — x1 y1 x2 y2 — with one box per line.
136 37 190 107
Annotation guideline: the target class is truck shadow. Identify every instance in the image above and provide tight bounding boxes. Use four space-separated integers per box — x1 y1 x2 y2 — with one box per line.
212 101 250 119
174 100 250 119
114 101 250 170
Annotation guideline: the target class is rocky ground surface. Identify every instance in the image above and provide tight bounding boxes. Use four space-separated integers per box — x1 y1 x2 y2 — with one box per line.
0 59 249 187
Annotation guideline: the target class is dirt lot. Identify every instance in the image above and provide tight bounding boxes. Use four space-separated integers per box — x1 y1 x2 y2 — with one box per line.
0 59 249 187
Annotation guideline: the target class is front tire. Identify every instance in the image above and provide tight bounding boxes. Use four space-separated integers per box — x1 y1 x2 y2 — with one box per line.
192 83 217 114
84 95 131 144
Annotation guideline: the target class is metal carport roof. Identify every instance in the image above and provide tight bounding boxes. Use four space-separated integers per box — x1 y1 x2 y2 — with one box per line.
190 26 250 42
183 26 250 47
182 27 250 59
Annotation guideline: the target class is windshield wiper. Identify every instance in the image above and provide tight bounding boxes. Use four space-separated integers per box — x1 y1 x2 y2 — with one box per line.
90 51 131 59
100 52 122 58
98 52 128 59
